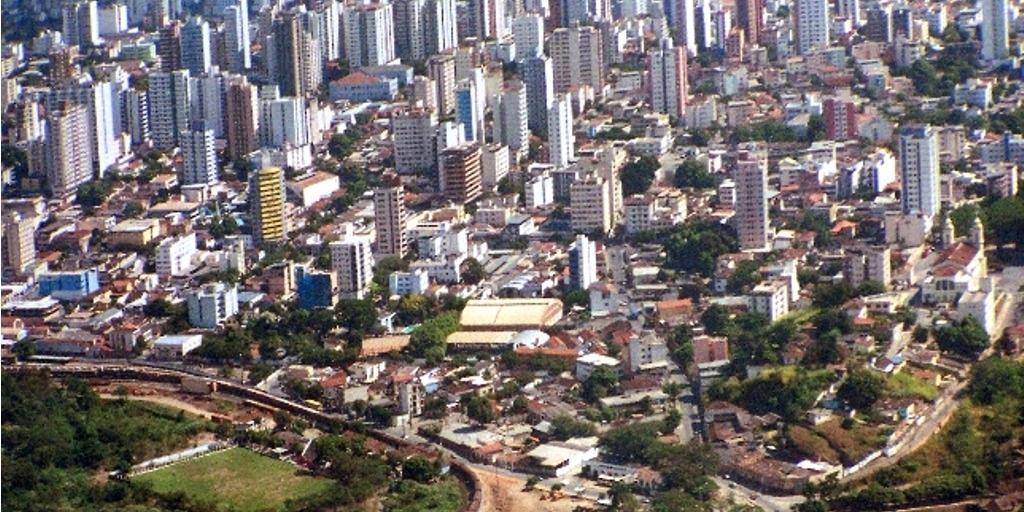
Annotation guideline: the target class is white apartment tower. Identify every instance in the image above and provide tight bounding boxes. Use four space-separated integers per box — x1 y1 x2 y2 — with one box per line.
492 81 530 160
30 104 94 197
795 0 830 54
181 121 218 185
649 37 688 118
149 69 192 151
548 94 575 169
343 2 396 67
571 176 613 235
392 108 439 173
569 234 598 290
898 125 940 220
374 186 408 259
331 238 375 300
550 26 604 97
735 158 769 251
223 3 251 72
181 17 213 76
981 0 1009 62
2 212 36 273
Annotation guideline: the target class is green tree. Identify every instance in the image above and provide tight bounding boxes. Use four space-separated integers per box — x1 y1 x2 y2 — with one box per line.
700 304 732 335
911 325 929 344
935 317 989 358
408 311 460 363
967 356 1024 405
621 156 660 195
461 394 496 424
949 204 979 238
461 257 485 285
550 415 598 440
582 366 620 403
838 369 885 410
985 196 1024 253
673 158 717 189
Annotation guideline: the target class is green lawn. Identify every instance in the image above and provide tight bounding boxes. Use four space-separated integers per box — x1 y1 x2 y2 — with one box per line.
134 447 335 512
885 372 940 402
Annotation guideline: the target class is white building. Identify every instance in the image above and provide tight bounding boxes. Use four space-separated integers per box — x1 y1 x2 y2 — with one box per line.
525 169 555 208
795 0 830 54
374 186 408 258
155 233 198 277
492 81 529 160
392 108 438 173
548 94 575 168
750 280 789 321
260 96 309 148
649 38 688 118
149 70 191 151
481 144 510 190
187 282 239 328
899 125 940 223
980 0 1008 62
576 352 622 381
568 234 597 290
389 268 431 296
512 15 545 58
343 2 396 67
330 237 374 299
570 176 612 235
152 334 203 359
181 121 218 185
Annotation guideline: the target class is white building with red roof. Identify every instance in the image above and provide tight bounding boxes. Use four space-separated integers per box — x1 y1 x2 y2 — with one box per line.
922 218 988 304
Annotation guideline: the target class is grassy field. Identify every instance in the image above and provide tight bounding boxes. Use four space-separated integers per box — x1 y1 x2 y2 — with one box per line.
885 372 940 402
134 447 335 511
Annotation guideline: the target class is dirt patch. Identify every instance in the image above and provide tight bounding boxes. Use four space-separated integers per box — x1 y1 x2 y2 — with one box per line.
470 467 598 512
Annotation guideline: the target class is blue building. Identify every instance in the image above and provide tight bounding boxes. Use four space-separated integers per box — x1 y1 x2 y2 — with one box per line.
455 85 481 142
38 269 101 299
296 267 338 309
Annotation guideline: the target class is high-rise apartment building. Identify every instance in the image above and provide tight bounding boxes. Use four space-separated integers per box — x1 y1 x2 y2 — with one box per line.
512 15 545 59
492 81 530 160
249 166 287 243
547 94 575 169
45 80 119 175
392 108 438 173
259 96 309 148
735 158 769 251
331 238 374 299
182 121 218 185
149 70 192 150
428 52 457 116
2 212 36 273
522 55 553 134
224 76 258 160
30 104 94 197
266 10 322 97
455 79 484 142
550 26 604 97
181 16 213 76
981 0 1009 62
570 175 612 235
649 38 688 118
795 0 829 54
898 125 940 220
157 21 182 71
440 142 483 203
189 72 224 138
343 2 396 67
123 88 150 145
569 234 597 290
223 1 251 72
735 0 762 44
669 0 697 54
374 186 408 258
823 97 857 141
62 0 100 49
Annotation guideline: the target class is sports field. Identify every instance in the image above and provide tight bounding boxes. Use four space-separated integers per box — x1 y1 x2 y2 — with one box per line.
134 447 335 511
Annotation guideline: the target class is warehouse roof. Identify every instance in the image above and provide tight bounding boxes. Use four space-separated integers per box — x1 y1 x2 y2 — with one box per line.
459 298 563 330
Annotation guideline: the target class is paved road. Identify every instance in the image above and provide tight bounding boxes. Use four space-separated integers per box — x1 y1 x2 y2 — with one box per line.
712 476 805 512
605 246 630 287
